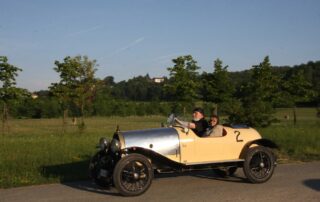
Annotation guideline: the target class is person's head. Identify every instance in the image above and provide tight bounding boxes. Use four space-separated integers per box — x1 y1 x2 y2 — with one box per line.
209 115 219 127
192 107 204 121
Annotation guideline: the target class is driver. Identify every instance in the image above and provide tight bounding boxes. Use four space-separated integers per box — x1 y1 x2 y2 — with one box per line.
188 107 208 137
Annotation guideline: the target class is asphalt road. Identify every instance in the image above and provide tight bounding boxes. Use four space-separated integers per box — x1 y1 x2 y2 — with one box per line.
1 162 319 202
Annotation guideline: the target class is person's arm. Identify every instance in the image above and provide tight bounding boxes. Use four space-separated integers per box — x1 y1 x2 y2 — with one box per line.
174 118 190 128
196 120 208 133
191 120 208 132
188 122 196 129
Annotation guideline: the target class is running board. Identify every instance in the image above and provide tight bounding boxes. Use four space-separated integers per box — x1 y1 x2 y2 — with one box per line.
184 159 244 166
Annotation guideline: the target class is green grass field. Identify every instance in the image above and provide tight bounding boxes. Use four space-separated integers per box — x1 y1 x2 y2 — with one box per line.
260 108 320 161
0 109 319 188
0 116 166 188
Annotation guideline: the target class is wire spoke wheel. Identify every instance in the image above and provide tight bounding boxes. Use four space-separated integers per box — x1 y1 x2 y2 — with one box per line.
249 151 272 179
243 146 276 183
113 154 153 196
120 161 149 192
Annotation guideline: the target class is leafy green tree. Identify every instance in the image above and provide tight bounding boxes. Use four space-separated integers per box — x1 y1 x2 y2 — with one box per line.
50 55 99 131
282 69 316 124
164 55 200 102
125 75 151 101
231 56 280 127
0 56 28 133
101 76 115 98
244 56 280 103
50 83 71 129
201 58 235 115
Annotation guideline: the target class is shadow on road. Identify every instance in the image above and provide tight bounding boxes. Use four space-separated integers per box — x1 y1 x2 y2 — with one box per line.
41 159 90 182
154 170 249 184
63 180 121 196
40 159 120 196
303 179 320 191
58 170 248 197
41 160 248 196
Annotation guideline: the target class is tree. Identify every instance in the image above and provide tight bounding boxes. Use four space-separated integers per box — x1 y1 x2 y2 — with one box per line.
164 55 200 102
0 56 28 133
282 69 315 124
125 75 151 101
201 58 235 115
230 56 280 127
163 55 201 115
244 56 280 103
50 55 99 131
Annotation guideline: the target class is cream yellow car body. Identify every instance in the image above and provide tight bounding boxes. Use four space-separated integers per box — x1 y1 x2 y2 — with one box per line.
118 125 262 164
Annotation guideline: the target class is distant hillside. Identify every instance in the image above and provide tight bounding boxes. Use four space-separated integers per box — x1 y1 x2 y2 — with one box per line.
229 61 320 97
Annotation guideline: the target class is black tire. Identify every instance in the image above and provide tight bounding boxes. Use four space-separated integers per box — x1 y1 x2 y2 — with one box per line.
243 146 276 183
89 152 113 187
113 154 153 196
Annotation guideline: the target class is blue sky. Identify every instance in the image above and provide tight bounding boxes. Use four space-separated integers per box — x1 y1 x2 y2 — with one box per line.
1 0 320 91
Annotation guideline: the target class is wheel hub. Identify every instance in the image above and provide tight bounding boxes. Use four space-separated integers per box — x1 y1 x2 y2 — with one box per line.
133 172 139 180
260 162 265 168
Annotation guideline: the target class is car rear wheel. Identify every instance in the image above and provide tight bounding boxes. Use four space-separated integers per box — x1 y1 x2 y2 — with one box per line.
243 146 276 183
113 154 153 196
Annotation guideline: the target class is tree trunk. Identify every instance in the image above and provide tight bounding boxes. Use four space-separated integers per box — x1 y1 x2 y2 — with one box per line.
2 103 5 134
293 106 297 125
62 109 68 133
2 102 9 134
78 102 85 133
81 102 85 126
212 103 218 116
215 103 218 116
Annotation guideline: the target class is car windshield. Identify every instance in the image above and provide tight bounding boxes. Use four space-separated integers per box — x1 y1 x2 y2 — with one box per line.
167 114 175 125
167 114 189 128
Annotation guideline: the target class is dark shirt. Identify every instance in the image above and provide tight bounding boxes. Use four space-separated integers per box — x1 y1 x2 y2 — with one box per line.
192 118 209 137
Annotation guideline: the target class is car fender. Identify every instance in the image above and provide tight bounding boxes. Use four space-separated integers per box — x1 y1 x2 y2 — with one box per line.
122 147 183 170
239 138 278 159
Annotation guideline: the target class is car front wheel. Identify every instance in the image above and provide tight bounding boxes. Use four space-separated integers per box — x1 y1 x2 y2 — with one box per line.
113 154 153 196
243 146 276 183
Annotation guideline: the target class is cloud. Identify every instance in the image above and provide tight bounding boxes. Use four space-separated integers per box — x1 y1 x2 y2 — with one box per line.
154 52 188 63
66 24 104 37
99 37 145 60
111 37 145 55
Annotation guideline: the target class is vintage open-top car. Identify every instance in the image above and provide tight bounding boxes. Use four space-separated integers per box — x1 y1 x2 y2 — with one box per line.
89 115 278 196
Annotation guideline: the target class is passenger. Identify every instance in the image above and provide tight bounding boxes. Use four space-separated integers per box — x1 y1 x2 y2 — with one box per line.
205 115 224 137
188 107 208 137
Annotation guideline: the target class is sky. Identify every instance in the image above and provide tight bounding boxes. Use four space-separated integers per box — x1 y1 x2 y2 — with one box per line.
1 0 320 91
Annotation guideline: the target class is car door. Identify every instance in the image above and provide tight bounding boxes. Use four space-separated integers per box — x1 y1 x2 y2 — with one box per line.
192 127 245 163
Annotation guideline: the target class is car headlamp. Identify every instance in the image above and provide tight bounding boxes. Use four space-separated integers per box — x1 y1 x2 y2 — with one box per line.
99 137 109 151
111 139 121 153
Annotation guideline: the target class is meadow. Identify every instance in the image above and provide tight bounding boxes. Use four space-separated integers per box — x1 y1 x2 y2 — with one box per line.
0 108 319 188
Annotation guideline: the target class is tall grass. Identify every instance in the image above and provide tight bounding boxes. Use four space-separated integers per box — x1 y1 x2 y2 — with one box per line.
259 108 320 161
0 116 165 188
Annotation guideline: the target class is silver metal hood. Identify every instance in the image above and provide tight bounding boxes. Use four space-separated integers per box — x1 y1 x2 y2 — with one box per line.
121 128 180 156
